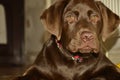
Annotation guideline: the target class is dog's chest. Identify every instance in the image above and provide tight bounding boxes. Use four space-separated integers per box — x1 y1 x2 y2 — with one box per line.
49 64 92 80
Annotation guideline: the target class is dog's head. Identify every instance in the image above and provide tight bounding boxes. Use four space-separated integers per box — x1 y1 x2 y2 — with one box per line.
40 0 120 54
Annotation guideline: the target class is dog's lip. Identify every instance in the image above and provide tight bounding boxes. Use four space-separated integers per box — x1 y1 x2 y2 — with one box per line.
79 41 99 53
67 45 98 53
79 47 93 53
68 47 98 54
79 47 99 54
80 46 91 50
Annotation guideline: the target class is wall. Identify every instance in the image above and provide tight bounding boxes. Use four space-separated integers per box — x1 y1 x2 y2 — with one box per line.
100 0 120 64
0 5 7 44
25 0 46 64
24 0 55 64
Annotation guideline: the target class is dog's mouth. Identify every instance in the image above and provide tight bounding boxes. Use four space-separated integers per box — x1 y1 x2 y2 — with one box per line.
67 31 99 54
67 41 99 54
78 41 99 54
68 45 99 54
79 47 99 54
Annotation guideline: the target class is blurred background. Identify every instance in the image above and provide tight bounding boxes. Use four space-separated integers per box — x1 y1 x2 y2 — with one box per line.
0 0 119 80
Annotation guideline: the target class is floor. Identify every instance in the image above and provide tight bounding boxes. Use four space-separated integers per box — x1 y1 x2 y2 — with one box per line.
0 65 29 80
0 58 119 80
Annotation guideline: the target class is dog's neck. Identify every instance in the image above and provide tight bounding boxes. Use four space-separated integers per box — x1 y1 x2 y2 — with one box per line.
55 38 99 63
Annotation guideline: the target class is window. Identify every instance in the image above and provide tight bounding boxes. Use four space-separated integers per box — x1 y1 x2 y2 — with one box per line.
0 4 7 44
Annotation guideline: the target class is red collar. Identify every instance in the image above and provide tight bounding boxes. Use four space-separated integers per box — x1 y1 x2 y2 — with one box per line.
56 40 83 63
72 55 83 63
56 39 98 63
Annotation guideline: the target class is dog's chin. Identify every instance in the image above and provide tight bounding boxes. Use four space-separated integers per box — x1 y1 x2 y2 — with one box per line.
79 49 98 54
66 45 99 54
69 49 99 54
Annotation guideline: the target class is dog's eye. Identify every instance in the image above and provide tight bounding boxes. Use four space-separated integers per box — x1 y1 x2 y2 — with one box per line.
87 10 100 24
64 12 78 24
73 11 79 17
89 14 99 24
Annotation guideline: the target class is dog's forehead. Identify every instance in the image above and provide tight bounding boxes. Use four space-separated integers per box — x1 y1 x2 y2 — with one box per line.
64 0 99 13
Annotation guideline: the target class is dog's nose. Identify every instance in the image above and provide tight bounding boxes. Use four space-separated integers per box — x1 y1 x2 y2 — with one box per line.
81 31 94 42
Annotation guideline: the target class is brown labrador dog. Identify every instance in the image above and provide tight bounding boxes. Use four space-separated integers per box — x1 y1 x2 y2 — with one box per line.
14 0 120 80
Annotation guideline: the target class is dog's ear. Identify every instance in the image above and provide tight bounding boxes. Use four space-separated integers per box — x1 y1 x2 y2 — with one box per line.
96 1 120 41
40 0 70 40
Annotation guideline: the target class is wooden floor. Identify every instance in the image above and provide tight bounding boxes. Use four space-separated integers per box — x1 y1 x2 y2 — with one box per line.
0 65 29 80
0 61 119 80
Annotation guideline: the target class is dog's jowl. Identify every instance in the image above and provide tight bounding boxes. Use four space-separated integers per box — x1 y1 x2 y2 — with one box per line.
13 0 120 80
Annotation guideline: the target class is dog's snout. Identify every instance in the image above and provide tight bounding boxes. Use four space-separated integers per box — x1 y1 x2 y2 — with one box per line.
81 31 94 42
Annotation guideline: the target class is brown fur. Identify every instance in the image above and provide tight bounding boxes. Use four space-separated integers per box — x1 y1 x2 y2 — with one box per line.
13 0 120 80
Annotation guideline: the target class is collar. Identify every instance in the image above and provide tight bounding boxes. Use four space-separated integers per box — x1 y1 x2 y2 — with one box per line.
72 55 83 63
56 40 98 63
